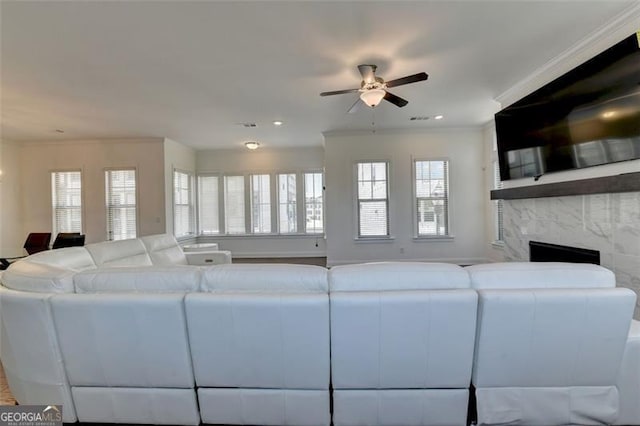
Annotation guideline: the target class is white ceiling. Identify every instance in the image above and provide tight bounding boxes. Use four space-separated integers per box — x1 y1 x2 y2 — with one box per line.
1 1 636 149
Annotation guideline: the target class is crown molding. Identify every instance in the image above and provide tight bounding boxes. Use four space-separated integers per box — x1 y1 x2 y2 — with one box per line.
496 2 640 108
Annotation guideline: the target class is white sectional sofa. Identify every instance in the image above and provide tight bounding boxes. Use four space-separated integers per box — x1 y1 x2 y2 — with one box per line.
0 239 638 426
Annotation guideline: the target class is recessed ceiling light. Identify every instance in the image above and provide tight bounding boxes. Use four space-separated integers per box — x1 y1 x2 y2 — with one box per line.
434 115 444 120
273 121 284 126
244 141 260 150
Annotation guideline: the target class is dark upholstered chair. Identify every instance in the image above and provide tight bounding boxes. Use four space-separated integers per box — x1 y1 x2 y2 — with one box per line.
0 232 52 270
52 233 86 249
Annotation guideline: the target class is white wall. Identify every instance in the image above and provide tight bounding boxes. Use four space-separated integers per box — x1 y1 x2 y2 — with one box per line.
324 128 487 266
195 146 326 257
0 139 24 256
164 138 196 237
19 138 166 244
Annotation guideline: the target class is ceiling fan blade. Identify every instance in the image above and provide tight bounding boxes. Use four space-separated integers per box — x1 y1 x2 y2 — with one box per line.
385 72 429 88
320 88 360 96
348 98 363 114
383 91 409 108
358 64 377 84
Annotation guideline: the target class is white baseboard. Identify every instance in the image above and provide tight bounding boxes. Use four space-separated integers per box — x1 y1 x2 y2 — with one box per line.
326 257 490 268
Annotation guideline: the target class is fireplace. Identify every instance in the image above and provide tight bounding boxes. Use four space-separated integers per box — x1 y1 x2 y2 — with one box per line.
529 241 600 265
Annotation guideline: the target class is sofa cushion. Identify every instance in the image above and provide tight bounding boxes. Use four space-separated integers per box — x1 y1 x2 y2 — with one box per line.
24 247 96 271
85 239 152 268
2 261 76 293
74 266 200 293
466 262 615 290
140 234 188 266
330 262 470 292
202 264 328 293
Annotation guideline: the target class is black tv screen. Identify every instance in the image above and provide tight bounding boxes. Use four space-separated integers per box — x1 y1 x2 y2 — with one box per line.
495 33 640 181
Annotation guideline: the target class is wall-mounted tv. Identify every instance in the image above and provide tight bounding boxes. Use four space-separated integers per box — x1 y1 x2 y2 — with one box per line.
495 33 640 181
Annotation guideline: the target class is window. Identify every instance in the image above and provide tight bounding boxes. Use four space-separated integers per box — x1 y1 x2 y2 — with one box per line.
224 175 245 234
250 174 271 233
198 175 219 234
197 170 324 236
304 172 323 234
415 160 449 236
173 170 194 238
278 173 297 233
357 162 389 237
105 169 137 241
494 161 504 242
51 171 82 237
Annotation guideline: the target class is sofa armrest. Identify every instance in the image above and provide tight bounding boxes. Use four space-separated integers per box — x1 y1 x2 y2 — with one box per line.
616 319 640 425
185 250 232 266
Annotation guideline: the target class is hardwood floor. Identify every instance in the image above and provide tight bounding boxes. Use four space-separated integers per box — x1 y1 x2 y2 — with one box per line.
232 257 327 267
0 363 16 405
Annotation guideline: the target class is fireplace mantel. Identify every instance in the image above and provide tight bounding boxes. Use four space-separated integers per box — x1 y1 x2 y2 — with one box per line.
491 172 640 200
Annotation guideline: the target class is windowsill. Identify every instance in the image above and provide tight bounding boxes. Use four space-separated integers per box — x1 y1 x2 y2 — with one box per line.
197 233 325 240
354 236 396 243
412 235 454 242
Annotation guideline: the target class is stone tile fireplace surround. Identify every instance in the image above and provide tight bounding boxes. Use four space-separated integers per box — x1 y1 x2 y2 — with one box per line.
502 191 640 318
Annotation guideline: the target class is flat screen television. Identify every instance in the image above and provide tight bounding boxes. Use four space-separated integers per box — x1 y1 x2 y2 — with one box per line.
495 33 640 181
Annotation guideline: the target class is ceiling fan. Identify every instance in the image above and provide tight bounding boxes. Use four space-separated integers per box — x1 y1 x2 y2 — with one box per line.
320 64 428 113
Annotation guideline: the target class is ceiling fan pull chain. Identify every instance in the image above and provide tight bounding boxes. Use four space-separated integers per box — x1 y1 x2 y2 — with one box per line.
372 108 376 134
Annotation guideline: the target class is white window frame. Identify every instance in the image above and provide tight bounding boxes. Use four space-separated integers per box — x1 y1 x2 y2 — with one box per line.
51 169 84 238
354 161 391 239
303 171 324 235
412 158 452 239
249 173 272 234
173 169 195 238
223 174 246 235
196 173 222 235
105 167 138 241
277 172 299 234
196 170 325 237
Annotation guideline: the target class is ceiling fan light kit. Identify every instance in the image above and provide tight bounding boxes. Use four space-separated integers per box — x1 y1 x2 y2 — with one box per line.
360 88 386 107
320 64 428 112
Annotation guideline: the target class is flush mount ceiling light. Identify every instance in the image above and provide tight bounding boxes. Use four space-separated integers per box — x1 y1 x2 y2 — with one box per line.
244 141 260 150
273 121 284 126
434 115 444 120
360 89 386 108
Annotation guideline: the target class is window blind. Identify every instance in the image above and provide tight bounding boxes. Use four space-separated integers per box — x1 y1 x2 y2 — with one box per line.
278 173 297 233
105 169 137 241
251 174 271 233
415 160 449 236
357 162 388 237
198 175 219 234
304 172 323 234
224 175 245 234
173 170 194 237
51 171 82 237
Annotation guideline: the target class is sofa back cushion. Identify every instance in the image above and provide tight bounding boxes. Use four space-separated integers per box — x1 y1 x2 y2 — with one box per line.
51 293 194 388
1 247 96 293
473 287 635 387
140 234 188 266
466 262 615 290
85 239 152 268
330 262 470 292
202 264 328 293
74 266 201 293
